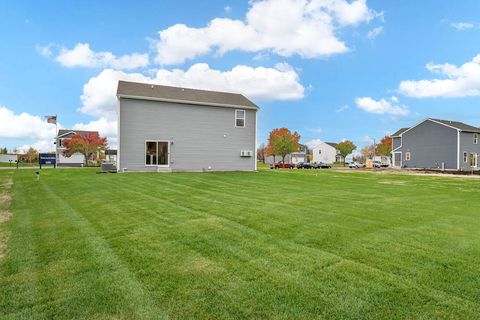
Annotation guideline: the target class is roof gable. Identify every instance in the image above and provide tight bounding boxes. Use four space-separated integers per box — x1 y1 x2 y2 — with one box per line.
116 81 258 110
58 129 100 138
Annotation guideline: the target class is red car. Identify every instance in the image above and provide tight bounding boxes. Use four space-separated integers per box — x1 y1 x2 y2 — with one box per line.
274 161 295 169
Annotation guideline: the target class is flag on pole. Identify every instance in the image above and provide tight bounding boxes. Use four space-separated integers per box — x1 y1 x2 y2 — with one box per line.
45 115 57 124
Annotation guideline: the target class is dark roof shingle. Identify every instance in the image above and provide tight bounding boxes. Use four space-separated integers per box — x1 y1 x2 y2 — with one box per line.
116 81 258 109
325 142 338 148
430 119 480 133
391 127 410 137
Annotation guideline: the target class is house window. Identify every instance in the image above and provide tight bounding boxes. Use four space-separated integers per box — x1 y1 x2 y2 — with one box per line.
405 152 411 161
145 141 169 166
318 150 321 154
474 133 478 144
235 110 245 127
470 153 478 167
464 152 468 163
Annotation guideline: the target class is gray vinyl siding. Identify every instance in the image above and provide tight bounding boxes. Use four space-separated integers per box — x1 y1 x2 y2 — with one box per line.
392 137 401 150
459 132 480 170
119 98 256 172
399 120 458 169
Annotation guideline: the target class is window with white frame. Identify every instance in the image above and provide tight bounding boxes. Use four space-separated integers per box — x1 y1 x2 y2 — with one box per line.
235 110 245 127
474 133 478 144
145 141 169 166
464 152 468 163
405 152 411 161
470 153 478 167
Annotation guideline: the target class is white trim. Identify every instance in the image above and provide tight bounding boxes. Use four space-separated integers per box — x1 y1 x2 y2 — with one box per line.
117 94 259 110
392 151 402 167
399 118 460 138
235 109 246 128
463 151 468 163
405 151 411 161
117 97 121 172
254 111 257 171
457 130 461 170
474 133 478 144
57 130 77 138
144 140 170 167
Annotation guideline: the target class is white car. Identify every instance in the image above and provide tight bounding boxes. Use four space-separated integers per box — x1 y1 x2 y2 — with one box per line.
349 161 365 168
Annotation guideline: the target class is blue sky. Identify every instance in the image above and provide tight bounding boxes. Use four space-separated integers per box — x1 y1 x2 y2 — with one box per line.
1 0 480 152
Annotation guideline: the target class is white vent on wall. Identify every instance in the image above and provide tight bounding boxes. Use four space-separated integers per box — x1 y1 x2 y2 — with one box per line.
240 150 253 157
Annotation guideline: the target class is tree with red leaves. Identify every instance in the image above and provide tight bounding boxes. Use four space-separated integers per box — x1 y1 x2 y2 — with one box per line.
376 136 393 156
267 128 301 163
62 133 107 166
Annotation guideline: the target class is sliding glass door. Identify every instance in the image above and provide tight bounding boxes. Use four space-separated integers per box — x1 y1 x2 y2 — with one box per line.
145 141 169 166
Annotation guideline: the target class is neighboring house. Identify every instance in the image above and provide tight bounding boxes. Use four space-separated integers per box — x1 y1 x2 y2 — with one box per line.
265 144 308 164
312 142 345 164
105 149 117 163
0 154 18 163
116 81 258 172
56 129 100 167
391 118 480 170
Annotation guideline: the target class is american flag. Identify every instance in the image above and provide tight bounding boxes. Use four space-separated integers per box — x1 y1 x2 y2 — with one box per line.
45 115 57 124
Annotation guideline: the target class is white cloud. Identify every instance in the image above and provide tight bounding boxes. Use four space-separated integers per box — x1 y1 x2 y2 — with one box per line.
73 117 118 148
451 22 475 30
367 26 383 40
79 63 304 119
335 104 349 112
355 96 409 116
360 135 374 143
16 140 55 153
304 138 323 148
154 0 378 64
42 43 149 70
224 5 232 13
0 106 60 153
399 54 480 98
0 106 58 140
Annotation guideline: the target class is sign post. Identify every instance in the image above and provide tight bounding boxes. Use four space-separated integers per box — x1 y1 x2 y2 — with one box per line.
39 153 56 169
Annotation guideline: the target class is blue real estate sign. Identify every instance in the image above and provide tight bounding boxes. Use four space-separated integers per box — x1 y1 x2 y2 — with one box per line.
39 153 56 168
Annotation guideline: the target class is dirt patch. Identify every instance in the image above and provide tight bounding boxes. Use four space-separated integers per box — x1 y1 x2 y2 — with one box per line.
0 210 12 223
0 193 11 206
378 180 407 185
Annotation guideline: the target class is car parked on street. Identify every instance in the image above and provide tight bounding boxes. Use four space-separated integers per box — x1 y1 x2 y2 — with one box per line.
296 162 313 169
312 162 332 169
348 161 365 168
274 162 295 169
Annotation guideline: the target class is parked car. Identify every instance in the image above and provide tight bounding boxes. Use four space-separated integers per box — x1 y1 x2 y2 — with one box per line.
274 162 295 169
348 161 365 168
313 162 332 169
296 162 314 169
373 160 383 168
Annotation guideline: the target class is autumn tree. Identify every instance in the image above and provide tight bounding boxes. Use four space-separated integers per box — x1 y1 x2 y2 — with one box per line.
336 140 357 166
25 147 38 163
375 136 393 156
267 128 300 163
62 133 107 166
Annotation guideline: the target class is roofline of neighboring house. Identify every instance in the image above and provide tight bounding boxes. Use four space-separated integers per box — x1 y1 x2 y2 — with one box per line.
57 130 100 138
395 118 480 138
117 94 259 110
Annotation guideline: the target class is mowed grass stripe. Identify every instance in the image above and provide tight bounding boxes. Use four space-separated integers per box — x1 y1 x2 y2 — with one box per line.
1 168 480 318
0 171 166 319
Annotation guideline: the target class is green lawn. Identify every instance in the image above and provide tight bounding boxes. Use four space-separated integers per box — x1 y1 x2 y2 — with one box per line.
1 168 480 319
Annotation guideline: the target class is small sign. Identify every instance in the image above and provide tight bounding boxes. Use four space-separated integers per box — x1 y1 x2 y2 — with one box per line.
39 153 56 168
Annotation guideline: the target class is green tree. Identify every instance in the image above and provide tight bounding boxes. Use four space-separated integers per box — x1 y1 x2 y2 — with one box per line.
267 128 301 164
337 140 357 166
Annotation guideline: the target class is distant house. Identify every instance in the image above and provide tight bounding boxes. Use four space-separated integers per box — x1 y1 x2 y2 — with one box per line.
312 142 345 164
117 81 258 172
391 118 480 170
265 144 308 164
56 129 100 167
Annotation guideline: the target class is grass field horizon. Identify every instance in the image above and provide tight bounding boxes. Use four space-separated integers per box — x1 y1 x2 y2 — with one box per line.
1 168 479 319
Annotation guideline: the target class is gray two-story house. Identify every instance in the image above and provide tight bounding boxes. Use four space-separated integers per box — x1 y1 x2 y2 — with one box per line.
116 81 258 172
391 118 480 170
